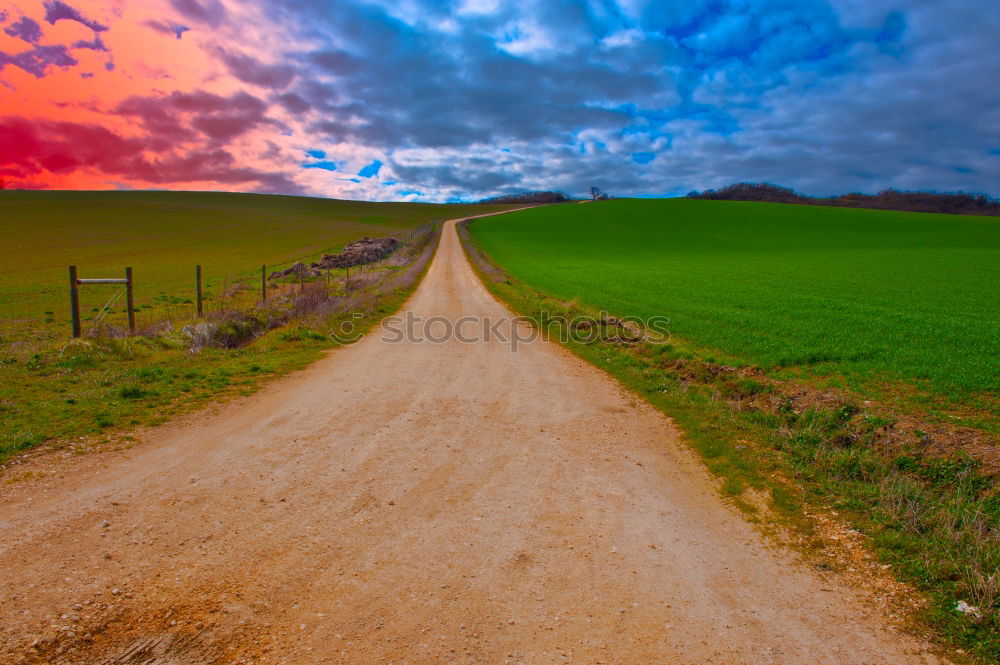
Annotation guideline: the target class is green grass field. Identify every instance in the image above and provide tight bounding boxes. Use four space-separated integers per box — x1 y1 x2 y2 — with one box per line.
470 199 1000 404
0 191 511 462
0 190 509 332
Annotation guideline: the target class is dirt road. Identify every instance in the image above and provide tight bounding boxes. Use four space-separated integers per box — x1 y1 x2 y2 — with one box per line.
1 216 944 664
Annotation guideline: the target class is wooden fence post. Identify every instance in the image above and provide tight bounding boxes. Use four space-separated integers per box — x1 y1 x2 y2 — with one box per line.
69 265 81 338
196 265 203 317
261 265 267 302
125 267 135 333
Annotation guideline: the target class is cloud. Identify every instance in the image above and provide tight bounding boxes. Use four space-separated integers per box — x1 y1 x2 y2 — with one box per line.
0 116 304 193
256 1 838 190
0 44 77 78
144 19 190 39
308 50 362 75
43 1 108 32
72 34 108 52
169 0 226 28
10 0 999 200
0 3 111 78
240 0 1000 200
116 90 274 146
276 93 310 114
4 16 43 43
216 48 296 89
390 161 519 192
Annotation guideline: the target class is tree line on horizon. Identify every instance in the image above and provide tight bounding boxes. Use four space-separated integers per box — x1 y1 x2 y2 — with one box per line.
687 182 1000 216
6 177 995 216
477 191 572 204
477 187 617 204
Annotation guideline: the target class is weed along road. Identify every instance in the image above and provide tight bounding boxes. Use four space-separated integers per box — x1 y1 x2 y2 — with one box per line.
0 216 946 664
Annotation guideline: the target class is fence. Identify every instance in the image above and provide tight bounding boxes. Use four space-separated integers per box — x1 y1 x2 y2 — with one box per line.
68 265 135 338
63 224 439 338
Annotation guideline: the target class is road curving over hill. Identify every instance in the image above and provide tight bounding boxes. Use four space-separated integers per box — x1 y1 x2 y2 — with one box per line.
0 214 946 664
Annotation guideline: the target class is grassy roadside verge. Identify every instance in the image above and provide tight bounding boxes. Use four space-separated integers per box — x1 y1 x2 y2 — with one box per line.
457 219 1000 663
0 224 444 468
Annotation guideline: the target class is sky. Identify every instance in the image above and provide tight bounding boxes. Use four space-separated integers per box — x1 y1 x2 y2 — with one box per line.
0 0 998 202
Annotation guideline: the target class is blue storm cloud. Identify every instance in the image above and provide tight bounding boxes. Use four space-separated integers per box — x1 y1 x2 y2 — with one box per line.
256 0 998 198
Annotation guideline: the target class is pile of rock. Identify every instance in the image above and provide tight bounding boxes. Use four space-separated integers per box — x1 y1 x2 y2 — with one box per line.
317 236 401 269
269 237 400 279
269 261 310 280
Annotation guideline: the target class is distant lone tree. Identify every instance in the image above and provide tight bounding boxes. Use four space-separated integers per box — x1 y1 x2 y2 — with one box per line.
590 186 610 201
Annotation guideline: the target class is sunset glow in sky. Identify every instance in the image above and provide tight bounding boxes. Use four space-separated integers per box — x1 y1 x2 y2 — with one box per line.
1 0 997 201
